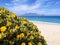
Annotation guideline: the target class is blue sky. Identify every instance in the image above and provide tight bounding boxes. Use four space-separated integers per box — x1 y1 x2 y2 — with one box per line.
0 0 60 16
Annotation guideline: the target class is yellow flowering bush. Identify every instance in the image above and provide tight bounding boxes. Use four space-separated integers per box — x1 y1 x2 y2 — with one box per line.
0 7 47 45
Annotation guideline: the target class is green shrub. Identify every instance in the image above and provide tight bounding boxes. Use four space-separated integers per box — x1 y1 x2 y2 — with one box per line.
0 7 47 45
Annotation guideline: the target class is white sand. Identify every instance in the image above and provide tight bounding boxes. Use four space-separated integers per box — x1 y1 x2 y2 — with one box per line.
30 21 60 45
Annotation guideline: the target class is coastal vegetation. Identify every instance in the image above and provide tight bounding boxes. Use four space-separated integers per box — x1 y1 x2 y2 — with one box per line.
0 7 47 45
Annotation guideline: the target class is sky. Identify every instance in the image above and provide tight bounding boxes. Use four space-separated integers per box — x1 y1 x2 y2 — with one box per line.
0 0 60 16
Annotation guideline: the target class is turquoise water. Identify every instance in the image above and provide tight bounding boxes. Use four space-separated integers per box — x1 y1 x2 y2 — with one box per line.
20 16 60 23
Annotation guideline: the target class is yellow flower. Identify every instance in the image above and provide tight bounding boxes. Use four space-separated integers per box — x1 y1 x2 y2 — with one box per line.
3 8 6 13
28 42 32 45
22 21 27 25
33 26 36 29
16 35 20 39
39 36 41 38
30 35 34 40
7 21 12 26
0 8 6 13
0 34 3 39
0 26 6 32
27 32 30 36
9 13 16 18
19 33 25 39
21 42 26 45
35 31 40 35
15 25 19 29
38 42 42 45
22 18 26 21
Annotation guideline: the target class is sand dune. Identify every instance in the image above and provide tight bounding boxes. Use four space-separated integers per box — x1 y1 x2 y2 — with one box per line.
30 21 60 45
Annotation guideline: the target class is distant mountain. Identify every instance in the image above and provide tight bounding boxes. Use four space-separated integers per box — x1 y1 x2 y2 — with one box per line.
19 13 60 16
20 13 44 16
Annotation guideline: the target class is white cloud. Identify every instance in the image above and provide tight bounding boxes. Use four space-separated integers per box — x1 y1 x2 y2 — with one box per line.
34 9 60 15
10 0 42 15
45 10 60 15
7 0 60 15
12 3 40 11
10 3 40 15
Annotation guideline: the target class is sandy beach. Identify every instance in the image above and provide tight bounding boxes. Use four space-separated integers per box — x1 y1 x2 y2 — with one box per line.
30 21 60 45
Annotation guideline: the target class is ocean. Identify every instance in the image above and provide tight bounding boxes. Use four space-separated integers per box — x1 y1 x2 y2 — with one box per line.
20 16 60 23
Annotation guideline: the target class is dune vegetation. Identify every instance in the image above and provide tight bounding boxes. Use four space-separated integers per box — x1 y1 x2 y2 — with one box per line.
0 7 47 45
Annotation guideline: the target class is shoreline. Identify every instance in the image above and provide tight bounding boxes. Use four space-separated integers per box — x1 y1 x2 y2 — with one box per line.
30 21 60 45
29 20 60 25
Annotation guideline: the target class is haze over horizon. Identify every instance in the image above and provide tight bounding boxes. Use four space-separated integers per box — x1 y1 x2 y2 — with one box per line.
0 0 60 16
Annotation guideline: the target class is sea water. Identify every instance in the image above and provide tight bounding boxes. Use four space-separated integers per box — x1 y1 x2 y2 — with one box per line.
20 16 60 23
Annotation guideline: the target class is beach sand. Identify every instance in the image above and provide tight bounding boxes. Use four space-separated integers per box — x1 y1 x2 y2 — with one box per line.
30 21 60 45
